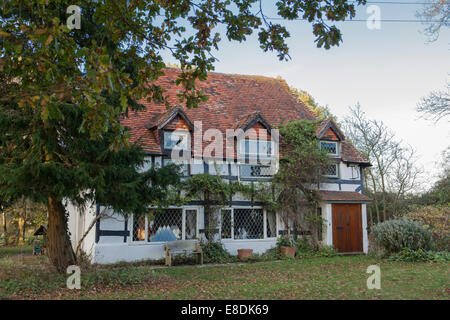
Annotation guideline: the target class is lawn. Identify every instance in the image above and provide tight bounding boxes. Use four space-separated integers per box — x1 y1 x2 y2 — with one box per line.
0 247 448 300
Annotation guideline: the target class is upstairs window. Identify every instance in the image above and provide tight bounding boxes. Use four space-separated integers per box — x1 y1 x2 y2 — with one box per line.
239 164 273 178
323 163 339 178
320 141 339 156
164 131 190 150
239 139 274 158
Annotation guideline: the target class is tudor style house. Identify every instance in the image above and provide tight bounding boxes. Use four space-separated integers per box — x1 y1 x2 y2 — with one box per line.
67 68 372 264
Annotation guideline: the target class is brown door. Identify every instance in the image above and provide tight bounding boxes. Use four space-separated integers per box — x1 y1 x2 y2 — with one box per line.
332 204 363 253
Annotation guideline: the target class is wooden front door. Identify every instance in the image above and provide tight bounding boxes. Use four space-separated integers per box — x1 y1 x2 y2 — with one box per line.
332 204 363 253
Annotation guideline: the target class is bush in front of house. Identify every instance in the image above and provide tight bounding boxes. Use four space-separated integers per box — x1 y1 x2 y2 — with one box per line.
200 241 234 264
388 248 450 263
294 238 338 258
371 219 434 253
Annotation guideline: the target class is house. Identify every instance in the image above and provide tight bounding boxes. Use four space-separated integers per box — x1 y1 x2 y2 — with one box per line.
67 69 371 264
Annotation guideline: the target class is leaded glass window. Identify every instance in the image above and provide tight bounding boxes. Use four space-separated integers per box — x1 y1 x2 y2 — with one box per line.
234 208 264 240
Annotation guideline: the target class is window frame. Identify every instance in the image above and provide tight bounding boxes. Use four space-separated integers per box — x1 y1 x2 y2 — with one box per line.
238 138 275 159
239 164 273 178
163 130 190 150
219 207 276 241
130 207 199 244
320 140 339 157
323 163 339 179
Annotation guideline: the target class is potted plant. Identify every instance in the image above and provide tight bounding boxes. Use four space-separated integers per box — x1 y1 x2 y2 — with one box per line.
237 249 253 260
278 235 296 258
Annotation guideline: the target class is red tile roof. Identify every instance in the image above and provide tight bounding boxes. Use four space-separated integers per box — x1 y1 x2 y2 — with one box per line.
121 68 369 164
319 191 372 202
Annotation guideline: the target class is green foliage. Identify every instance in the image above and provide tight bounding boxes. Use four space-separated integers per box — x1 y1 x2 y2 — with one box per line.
387 248 450 263
0 0 366 140
255 120 329 246
200 241 233 264
294 238 338 258
182 173 250 241
371 219 434 253
277 235 295 247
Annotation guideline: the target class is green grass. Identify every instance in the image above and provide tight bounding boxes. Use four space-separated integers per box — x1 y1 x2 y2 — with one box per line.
0 246 33 258
0 247 448 300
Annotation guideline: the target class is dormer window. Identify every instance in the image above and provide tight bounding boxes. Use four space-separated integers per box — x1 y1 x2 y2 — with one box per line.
320 141 339 156
164 131 190 150
239 139 274 158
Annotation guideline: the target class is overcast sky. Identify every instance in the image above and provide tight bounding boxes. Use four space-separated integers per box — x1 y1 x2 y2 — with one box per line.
164 3 449 189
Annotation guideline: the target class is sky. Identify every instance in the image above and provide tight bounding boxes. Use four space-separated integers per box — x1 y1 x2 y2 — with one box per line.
164 2 450 188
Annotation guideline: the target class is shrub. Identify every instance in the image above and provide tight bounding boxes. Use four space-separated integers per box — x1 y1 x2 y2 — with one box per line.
406 205 449 251
295 238 338 258
262 246 281 260
277 235 295 247
315 245 338 257
371 219 434 253
200 241 232 264
388 248 450 263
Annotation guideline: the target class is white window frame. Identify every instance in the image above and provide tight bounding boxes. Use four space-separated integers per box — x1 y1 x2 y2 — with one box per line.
130 207 199 244
163 130 190 150
238 139 275 159
219 207 277 241
320 140 339 156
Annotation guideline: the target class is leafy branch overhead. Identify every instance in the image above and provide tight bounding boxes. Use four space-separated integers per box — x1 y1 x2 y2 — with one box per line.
0 0 365 142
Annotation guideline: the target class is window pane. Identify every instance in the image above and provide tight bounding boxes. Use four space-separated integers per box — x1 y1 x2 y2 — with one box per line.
321 141 337 154
240 164 272 177
259 140 272 157
132 215 146 241
164 131 188 150
221 209 232 239
148 209 182 242
323 164 338 177
234 209 263 239
266 211 276 238
185 210 197 240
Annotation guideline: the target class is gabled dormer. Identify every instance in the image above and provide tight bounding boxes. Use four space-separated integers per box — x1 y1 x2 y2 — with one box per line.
145 106 193 152
235 111 275 160
317 118 345 179
317 118 344 157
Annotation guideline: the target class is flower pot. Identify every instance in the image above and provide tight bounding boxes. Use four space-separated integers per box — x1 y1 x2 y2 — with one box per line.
237 249 253 260
280 246 296 258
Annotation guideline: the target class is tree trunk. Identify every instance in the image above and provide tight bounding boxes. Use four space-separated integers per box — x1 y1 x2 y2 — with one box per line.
1 205 7 245
368 170 381 223
46 195 77 273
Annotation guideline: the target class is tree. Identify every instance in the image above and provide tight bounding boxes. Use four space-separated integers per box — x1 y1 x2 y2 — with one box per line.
290 87 335 120
343 104 422 223
0 99 181 272
255 120 329 248
0 0 366 271
417 81 450 123
417 0 450 41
